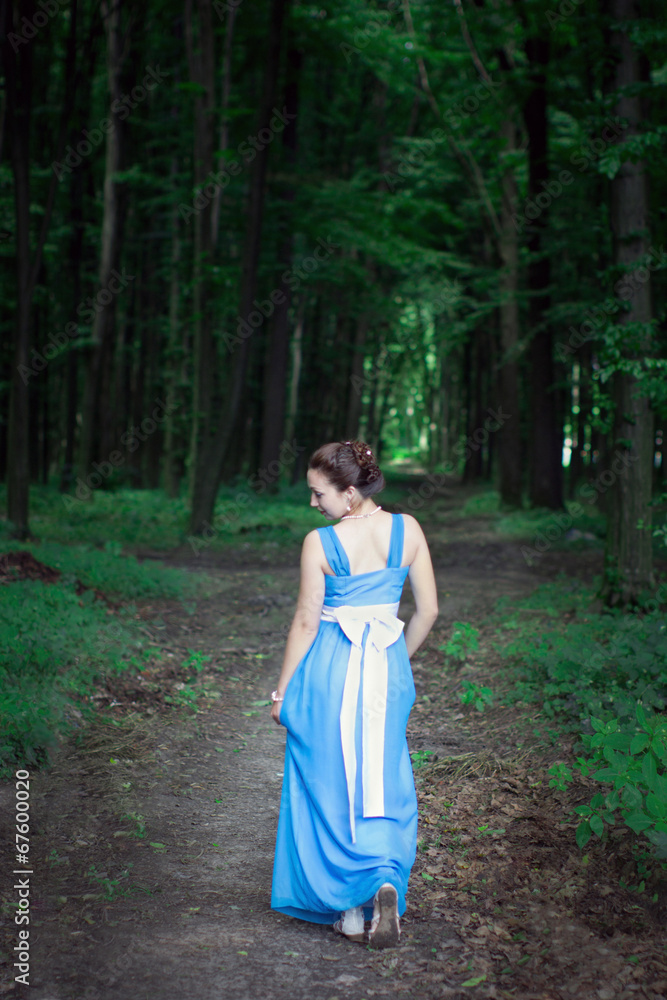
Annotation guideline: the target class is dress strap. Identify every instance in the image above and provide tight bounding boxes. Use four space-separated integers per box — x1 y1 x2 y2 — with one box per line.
386 513 405 568
317 526 350 576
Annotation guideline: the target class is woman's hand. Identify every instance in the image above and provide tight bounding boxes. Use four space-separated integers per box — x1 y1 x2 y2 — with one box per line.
270 697 283 726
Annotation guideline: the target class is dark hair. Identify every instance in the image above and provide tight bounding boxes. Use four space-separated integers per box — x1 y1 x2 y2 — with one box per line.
308 440 385 498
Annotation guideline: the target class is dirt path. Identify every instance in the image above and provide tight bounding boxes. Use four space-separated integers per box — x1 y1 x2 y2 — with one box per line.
1 497 666 1000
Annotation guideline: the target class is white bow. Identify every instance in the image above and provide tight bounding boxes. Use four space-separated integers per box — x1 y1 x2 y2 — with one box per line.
320 603 404 843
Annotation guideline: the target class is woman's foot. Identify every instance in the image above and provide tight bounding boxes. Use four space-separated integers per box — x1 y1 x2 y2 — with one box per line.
368 883 400 949
333 905 365 943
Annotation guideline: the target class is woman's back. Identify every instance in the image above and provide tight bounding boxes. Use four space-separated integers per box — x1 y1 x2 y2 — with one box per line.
326 511 418 576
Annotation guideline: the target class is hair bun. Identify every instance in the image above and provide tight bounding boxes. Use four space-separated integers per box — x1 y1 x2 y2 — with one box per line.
343 440 377 471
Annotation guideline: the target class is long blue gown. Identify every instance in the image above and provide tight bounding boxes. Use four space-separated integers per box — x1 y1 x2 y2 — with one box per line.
271 513 418 924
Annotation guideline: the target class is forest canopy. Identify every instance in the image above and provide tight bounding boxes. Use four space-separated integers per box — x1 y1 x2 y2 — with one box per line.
1 0 666 606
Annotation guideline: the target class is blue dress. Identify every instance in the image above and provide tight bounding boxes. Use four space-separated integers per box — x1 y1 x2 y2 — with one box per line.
271 513 418 924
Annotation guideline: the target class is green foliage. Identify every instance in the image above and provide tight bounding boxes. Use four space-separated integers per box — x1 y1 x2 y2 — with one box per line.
440 622 479 662
0 543 203 776
459 680 494 712
555 707 667 861
495 505 606 543
410 749 434 769
459 491 500 516
495 578 667 866
0 539 203 599
86 863 151 900
494 579 667 723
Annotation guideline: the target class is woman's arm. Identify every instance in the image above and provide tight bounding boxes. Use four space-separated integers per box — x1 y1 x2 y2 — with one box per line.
270 530 326 724
403 515 438 658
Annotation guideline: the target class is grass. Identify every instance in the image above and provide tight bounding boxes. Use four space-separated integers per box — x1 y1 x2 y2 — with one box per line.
0 534 209 777
0 474 423 553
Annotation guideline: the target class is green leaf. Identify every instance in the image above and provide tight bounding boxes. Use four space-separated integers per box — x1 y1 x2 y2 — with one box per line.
605 732 632 751
574 804 593 816
625 811 653 833
642 753 658 790
461 974 487 987
592 767 618 782
646 793 667 819
636 703 648 728
630 733 650 755
590 814 605 838
646 829 667 860
576 820 592 849
621 784 643 810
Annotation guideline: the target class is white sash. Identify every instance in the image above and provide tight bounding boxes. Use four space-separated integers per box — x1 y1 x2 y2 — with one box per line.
320 602 404 843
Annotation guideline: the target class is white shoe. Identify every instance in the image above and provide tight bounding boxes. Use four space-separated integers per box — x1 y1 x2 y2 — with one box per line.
368 883 400 949
333 905 365 943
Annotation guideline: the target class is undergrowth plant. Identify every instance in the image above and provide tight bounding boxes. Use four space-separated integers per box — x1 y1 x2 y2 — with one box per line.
493 577 667 869
440 622 479 662
549 706 667 861
0 544 206 777
459 680 494 712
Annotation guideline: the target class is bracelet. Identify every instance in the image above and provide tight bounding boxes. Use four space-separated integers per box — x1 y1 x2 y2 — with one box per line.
271 690 284 703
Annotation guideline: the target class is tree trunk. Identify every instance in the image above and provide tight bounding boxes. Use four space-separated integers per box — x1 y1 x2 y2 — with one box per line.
189 0 290 534
185 0 216 501
463 332 484 483
601 0 654 607
497 118 522 505
4 0 33 537
524 32 562 509
163 157 184 498
79 0 125 479
259 45 301 477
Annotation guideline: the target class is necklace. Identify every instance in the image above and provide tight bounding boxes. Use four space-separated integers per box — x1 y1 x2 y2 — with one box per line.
340 505 382 520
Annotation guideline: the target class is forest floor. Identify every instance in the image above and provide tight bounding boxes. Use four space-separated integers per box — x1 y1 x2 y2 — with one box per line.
1 483 666 1000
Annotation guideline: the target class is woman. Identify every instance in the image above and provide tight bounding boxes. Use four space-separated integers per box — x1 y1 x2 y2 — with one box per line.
270 440 438 948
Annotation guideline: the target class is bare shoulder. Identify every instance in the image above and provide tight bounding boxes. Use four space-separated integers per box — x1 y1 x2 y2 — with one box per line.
302 528 326 566
302 527 324 553
399 513 430 563
400 513 427 542
303 527 323 545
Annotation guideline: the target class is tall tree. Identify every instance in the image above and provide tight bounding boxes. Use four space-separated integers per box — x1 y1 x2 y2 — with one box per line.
185 0 216 502
79 0 126 476
522 21 562 509
189 0 290 534
258 44 301 476
601 0 655 607
2 0 78 534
